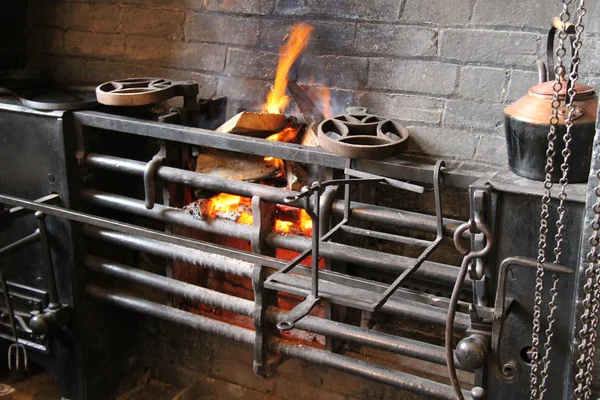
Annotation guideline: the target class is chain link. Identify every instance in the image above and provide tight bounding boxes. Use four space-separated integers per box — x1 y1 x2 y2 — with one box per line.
529 2 572 397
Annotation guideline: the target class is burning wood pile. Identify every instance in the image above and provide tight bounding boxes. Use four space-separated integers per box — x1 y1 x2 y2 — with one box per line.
188 23 330 237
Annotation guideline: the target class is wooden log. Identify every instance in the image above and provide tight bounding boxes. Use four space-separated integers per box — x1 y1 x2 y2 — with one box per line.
216 111 288 138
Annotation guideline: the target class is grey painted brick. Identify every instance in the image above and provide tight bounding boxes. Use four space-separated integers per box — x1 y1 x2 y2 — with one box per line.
472 0 561 29
27 55 89 84
275 0 310 15
64 31 124 57
204 0 276 15
90 4 122 33
30 28 63 55
225 49 277 79
306 0 402 21
405 125 479 161
355 24 437 57
124 36 226 72
475 134 507 167
505 69 538 102
440 29 540 67
217 76 272 103
121 0 188 10
259 19 356 54
356 92 444 123
40 1 90 31
443 100 505 131
297 55 369 89
587 76 600 93
401 0 474 25
121 7 185 39
580 36 600 77
368 58 458 95
458 66 507 102
187 13 259 46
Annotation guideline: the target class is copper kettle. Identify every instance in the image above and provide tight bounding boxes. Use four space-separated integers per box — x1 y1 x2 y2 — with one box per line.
504 18 598 183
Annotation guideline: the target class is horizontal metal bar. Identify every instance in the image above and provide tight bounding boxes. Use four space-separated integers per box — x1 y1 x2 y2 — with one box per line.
0 230 40 256
80 189 255 241
85 225 474 331
86 153 299 205
74 110 485 188
333 201 468 239
270 339 472 400
9 193 61 220
344 168 425 193
0 192 285 270
85 153 468 238
266 233 471 290
78 189 468 290
86 285 255 345
82 225 254 278
267 308 469 370
85 282 472 400
340 225 432 247
84 256 254 316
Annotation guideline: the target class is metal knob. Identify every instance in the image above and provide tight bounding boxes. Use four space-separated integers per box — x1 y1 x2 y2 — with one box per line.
456 334 488 370
471 386 486 400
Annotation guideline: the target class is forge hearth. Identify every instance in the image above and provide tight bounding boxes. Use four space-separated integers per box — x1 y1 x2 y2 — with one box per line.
2 1 600 399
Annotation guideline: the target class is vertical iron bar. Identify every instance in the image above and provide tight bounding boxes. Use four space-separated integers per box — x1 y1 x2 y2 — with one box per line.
36 212 60 309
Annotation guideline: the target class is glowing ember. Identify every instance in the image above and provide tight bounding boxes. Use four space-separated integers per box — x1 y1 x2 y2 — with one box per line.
265 126 300 142
203 193 312 236
264 23 314 114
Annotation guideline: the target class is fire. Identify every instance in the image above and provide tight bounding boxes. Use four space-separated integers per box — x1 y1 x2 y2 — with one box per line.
265 126 299 142
203 193 312 236
264 23 314 114
315 87 332 119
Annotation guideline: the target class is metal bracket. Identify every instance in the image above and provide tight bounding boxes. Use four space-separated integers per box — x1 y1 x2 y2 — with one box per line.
250 196 281 378
490 256 572 383
143 152 166 210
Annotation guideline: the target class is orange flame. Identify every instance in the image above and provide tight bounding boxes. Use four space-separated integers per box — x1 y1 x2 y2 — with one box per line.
315 87 332 119
265 126 300 142
203 193 312 236
264 23 314 114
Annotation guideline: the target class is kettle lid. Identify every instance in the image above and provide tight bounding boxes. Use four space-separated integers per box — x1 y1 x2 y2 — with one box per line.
529 80 596 101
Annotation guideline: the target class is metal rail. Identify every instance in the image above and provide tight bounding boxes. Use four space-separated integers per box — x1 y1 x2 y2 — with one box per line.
84 155 468 239
82 225 474 331
83 255 470 370
85 285 472 399
74 111 485 188
79 189 471 290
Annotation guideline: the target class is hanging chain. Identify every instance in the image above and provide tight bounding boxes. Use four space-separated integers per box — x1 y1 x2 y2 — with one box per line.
530 1 580 398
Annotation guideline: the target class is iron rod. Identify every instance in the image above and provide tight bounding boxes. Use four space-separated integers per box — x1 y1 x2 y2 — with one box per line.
267 309 468 370
85 153 467 238
36 213 60 308
79 189 469 289
270 339 472 400
0 230 40 256
84 256 468 368
82 225 254 278
267 233 471 289
80 189 254 241
84 256 254 316
85 284 471 399
340 225 432 247
86 285 255 345
86 153 296 204
83 225 471 331
74 110 483 188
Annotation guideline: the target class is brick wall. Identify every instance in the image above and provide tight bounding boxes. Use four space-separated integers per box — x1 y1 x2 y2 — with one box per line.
27 0 600 168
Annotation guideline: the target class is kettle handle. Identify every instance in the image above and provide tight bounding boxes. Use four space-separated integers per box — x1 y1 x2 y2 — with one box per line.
537 17 576 84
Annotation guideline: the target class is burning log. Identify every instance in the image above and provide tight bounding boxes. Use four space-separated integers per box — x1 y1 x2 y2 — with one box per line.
216 111 288 138
195 149 280 182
